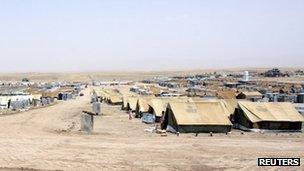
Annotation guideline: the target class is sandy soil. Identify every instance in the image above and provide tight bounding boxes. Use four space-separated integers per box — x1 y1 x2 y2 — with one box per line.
1 67 303 82
0 87 303 171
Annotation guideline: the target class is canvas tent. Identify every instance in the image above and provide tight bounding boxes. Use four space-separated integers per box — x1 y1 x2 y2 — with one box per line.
236 91 263 101
0 94 34 109
148 98 167 120
188 97 207 102
93 88 123 105
220 99 238 117
126 96 139 111
58 92 73 101
148 86 162 95
94 88 106 99
185 98 237 117
107 94 122 105
122 96 129 110
0 96 11 109
148 97 190 121
162 101 232 133
217 90 236 99
235 101 304 131
135 96 153 116
42 92 58 99
9 99 31 110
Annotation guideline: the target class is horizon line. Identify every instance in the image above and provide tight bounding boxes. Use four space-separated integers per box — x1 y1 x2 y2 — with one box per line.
0 66 303 74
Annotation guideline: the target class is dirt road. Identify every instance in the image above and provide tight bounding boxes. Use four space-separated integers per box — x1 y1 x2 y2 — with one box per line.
0 88 303 171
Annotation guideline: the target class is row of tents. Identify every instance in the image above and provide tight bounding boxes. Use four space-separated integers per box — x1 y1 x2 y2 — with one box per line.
94 88 304 133
0 94 55 110
0 86 80 111
93 88 123 105
0 94 41 109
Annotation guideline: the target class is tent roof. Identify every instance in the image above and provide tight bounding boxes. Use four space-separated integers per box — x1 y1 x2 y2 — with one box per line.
238 101 304 123
238 91 262 98
217 90 236 99
58 87 74 93
137 96 153 112
220 99 238 116
108 94 122 103
122 96 129 107
127 96 139 110
42 91 58 98
188 97 209 102
168 101 232 126
148 86 162 95
148 97 191 117
148 98 167 116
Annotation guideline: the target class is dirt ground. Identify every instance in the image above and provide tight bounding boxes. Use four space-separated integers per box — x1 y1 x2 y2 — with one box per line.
1 67 303 82
0 87 303 171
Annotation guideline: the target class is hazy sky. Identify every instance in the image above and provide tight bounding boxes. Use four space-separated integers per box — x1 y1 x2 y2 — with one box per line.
0 0 303 72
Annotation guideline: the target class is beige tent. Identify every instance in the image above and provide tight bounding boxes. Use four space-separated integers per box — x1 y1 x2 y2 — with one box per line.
32 94 42 100
135 96 153 116
126 96 139 111
220 99 238 116
108 94 122 105
148 98 167 117
149 86 162 95
188 97 207 102
183 98 237 117
185 98 236 117
94 88 123 105
93 88 109 100
236 91 263 101
122 96 129 109
93 88 105 97
235 101 304 131
162 101 232 133
217 90 236 99
148 97 191 119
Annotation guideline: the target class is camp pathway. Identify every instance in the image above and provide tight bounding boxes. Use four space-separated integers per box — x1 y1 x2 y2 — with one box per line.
0 87 92 138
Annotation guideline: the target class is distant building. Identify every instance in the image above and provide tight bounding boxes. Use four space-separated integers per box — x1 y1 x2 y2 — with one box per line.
243 71 249 81
264 68 284 77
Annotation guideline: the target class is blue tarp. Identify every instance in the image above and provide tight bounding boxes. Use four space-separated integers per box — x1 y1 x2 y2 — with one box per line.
59 93 73 101
10 100 30 110
41 97 52 106
141 113 155 124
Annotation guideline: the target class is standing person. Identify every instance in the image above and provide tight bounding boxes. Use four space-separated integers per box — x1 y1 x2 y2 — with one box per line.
128 111 132 120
